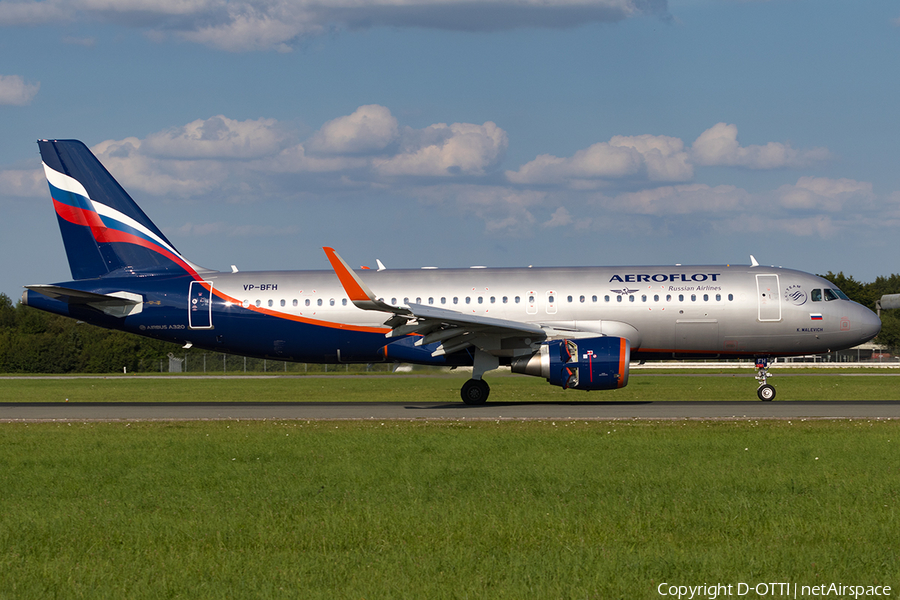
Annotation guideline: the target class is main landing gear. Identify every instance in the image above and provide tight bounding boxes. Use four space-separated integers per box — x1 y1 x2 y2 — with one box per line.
755 358 775 401
461 379 490 405
460 349 498 405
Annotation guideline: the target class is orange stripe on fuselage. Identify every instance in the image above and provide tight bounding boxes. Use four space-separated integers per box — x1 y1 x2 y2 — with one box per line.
208 286 390 335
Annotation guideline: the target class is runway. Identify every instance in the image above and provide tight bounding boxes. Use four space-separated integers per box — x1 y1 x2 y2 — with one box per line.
2 401 899 421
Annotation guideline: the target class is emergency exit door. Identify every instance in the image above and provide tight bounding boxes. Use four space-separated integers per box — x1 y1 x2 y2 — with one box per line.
189 281 214 329
756 274 781 322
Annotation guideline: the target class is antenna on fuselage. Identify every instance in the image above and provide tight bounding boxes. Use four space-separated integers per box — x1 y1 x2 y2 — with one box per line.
376 259 386 271
750 255 759 267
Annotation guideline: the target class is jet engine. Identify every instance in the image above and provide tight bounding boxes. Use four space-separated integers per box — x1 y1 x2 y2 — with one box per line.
510 336 630 390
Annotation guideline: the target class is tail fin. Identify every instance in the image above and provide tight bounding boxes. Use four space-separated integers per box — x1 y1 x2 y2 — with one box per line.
38 139 208 280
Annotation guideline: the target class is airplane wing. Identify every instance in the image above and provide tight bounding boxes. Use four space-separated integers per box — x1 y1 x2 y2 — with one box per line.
323 248 547 357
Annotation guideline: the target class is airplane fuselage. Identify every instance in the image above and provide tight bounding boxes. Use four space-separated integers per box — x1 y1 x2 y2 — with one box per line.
24 263 879 365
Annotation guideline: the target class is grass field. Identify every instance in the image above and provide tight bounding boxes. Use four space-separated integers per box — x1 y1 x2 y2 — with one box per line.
1 369 900 403
0 419 897 599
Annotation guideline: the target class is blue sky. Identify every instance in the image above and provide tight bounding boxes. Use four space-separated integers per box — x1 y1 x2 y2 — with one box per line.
2 0 899 301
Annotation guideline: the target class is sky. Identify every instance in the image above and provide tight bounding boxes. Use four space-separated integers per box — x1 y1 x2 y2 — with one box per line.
1 0 899 301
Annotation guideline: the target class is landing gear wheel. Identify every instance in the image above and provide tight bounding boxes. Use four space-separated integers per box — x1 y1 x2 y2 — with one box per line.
757 384 776 401
461 379 490 405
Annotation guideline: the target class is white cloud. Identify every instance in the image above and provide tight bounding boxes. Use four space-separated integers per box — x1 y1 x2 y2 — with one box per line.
67 108 508 200
142 115 287 159
417 184 546 235
0 0 668 51
306 105 398 155
607 183 748 215
775 176 873 212
0 167 44 197
691 123 831 169
0 1 69 25
507 133 691 186
0 74 40 105
543 206 573 228
91 136 230 196
374 121 508 177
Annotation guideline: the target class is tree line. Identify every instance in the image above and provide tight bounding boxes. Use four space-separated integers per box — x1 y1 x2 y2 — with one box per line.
1 271 899 373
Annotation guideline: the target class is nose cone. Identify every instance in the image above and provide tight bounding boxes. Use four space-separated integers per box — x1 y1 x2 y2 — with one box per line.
856 304 882 344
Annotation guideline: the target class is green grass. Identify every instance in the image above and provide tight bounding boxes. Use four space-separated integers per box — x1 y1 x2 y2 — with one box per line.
0 420 897 598
1 370 900 402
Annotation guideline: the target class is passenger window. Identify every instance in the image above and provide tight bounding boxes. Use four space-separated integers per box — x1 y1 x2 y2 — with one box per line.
292 299 298 307
466 297 471 304
679 294 684 302
305 299 310 307
629 295 635 302
415 297 421 304
528 295 535 303
477 297 483 304
403 297 409 305
429 297 434 305
653 295 659 302
715 294 721 302
329 298 335 306
515 296 520 303
490 297 496 303
453 297 459 304
641 295 647 302
548 295 555 303
666 294 672 302
703 294 709 301
604 295 610 302
317 299 323 306
567 295 573 303
580 295 585 303
728 294 734 301
441 297 446 304
617 296 623 303
502 296 508 304
592 295 598 302
280 299 285 307
255 299 261 307
342 299 347 306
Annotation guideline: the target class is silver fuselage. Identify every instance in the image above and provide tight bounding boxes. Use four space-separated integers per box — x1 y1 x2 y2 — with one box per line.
201 263 880 360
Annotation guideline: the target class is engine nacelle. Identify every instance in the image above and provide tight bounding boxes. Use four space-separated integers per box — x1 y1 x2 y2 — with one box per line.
511 336 630 390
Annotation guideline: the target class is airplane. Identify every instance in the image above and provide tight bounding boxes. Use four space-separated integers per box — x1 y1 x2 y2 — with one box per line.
22 139 882 403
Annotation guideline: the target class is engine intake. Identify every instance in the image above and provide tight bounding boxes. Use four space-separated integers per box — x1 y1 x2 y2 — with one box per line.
511 336 630 390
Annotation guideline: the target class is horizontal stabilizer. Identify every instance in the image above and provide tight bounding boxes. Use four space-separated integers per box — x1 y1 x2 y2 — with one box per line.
25 285 143 318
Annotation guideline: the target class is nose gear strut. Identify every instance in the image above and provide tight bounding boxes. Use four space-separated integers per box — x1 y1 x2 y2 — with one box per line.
755 358 775 401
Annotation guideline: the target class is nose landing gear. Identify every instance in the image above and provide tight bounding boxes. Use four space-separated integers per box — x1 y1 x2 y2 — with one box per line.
755 358 775 401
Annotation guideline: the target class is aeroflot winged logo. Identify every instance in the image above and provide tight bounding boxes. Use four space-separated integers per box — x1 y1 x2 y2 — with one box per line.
609 273 721 283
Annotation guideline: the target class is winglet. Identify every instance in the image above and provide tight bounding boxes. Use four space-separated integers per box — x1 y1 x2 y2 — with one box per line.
323 247 403 314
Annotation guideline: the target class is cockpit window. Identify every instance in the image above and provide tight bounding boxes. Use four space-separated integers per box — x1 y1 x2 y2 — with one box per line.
824 288 840 301
834 288 850 300
811 289 822 302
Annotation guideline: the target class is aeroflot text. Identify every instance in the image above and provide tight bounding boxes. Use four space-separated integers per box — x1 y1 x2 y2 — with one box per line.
610 273 720 283
657 582 891 599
